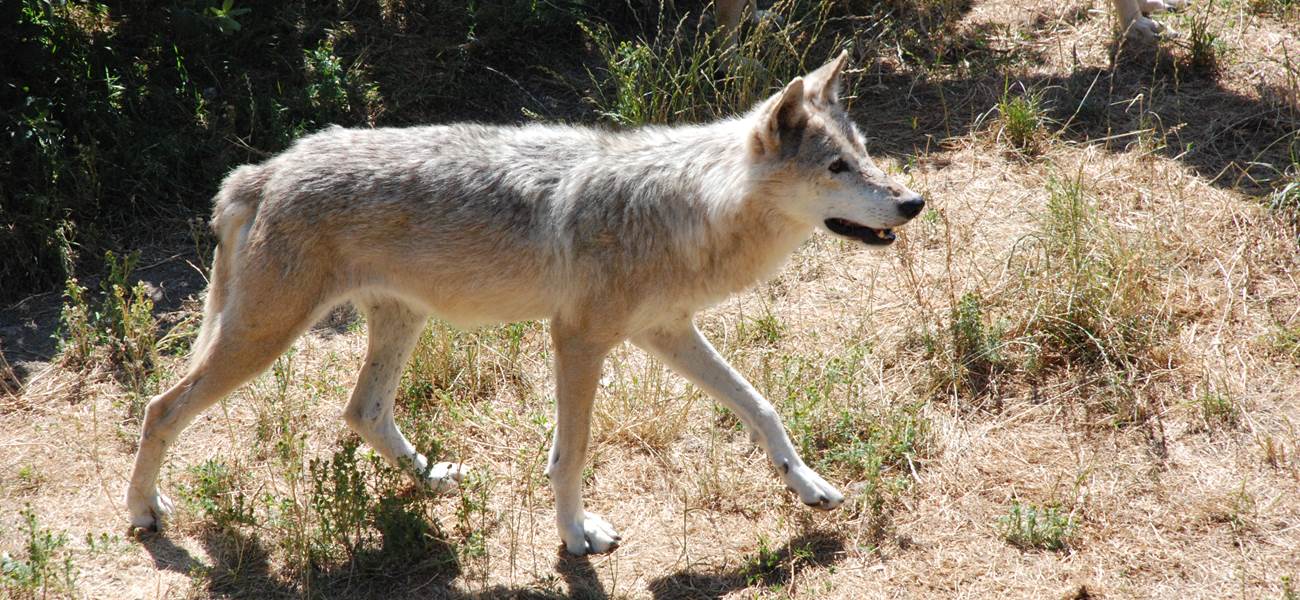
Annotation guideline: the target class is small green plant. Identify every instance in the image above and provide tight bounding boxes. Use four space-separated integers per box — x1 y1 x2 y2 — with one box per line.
995 84 1047 154
1192 385 1239 430
998 501 1075 550
743 534 785 587
739 308 786 346
206 0 251 34
1282 575 1298 600
308 437 372 563
55 223 95 366
946 292 1005 398
1184 11 1222 76
15 466 42 492
304 38 351 119
816 404 934 479
98 250 160 413
740 536 820 588
453 470 495 565
1264 323 1300 362
83 532 123 555
793 397 934 540
303 436 454 570
1213 481 1257 533
181 459 256 530
1 506 77 597
56 246 160 417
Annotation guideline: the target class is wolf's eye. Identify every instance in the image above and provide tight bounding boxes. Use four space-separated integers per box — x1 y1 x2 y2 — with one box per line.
828 159 850 174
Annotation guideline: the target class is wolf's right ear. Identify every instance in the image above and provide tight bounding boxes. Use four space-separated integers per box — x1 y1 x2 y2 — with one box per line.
752 77 808 157
804 50 848 106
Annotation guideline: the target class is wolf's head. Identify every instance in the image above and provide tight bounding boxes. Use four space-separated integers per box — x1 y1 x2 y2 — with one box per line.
748 51 924 246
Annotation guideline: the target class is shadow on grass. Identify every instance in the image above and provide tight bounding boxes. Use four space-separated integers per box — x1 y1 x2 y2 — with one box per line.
139 524 620 599
648 531 846 600
138 526 845 599
139 530 206 575
555 551 608 599
141 524 462 599
855 39 1298 195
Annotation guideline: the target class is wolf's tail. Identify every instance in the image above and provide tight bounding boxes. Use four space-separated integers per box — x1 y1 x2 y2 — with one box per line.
191 165 267 364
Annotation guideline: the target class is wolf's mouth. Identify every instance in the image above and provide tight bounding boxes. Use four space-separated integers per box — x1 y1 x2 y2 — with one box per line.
824 218 895 245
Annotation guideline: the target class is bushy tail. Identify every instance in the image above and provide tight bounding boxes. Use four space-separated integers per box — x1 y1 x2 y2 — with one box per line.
191 165 266 363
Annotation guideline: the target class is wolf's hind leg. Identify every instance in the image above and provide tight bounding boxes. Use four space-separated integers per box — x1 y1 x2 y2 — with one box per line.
633 320 845 510
344 296 464 493
127 290 320 531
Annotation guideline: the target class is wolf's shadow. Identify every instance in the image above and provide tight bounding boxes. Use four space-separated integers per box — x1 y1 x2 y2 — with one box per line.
648 531 846 600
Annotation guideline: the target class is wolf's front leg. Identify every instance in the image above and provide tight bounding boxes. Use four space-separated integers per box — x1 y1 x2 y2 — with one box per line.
634 321 845 510
549 323 622 555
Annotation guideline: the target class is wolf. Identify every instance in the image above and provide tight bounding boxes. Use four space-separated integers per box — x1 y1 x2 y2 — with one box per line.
125 51 925 555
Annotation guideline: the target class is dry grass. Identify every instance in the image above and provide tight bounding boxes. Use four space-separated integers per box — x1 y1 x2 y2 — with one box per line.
2 0 1299 598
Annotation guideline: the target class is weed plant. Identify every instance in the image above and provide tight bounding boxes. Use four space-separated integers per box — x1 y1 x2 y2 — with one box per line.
995 85 1048 154
998 501 1075 550
0 506 77 598
57 244 159 418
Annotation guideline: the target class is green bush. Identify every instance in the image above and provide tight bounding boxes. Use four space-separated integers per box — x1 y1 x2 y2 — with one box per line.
0 506 77 597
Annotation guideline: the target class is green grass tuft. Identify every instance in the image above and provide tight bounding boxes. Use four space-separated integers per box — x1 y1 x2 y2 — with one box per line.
995 84 1048 154
998 501 1075 551
1184 11 1223 77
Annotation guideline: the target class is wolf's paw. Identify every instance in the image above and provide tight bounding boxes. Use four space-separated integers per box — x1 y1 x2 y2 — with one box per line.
1123 15 1171 42
780 460 845 511
127 490 174 532
421 461 466 495
561 512 622 556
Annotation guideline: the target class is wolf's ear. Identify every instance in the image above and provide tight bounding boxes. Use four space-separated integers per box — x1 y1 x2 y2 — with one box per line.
753 77 808 156
804 50 848 106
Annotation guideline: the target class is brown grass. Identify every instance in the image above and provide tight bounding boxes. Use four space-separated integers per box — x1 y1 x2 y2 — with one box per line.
3 0 1299 598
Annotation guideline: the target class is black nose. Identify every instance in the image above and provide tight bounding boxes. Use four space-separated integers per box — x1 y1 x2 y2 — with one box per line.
898 196 925 218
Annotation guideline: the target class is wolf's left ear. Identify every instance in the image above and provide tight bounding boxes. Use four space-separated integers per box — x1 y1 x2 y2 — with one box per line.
804 50 849 106
752 76 808 156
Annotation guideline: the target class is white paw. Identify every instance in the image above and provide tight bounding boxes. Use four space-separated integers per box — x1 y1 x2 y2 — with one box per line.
780 460 845 510
561 511 622 555
1123 15 1167 42
127 490 174 531
1163 0 1190 9
422 461 467 495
